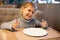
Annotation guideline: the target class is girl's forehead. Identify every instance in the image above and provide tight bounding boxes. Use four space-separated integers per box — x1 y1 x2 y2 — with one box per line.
25 6 35 11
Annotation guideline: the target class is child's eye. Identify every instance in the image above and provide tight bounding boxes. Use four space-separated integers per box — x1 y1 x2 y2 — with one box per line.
28 10 31 12
28 10 34 14
32 12 34 14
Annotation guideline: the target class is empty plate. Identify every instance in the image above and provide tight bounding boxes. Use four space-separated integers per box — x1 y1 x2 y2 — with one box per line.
23 28 48 36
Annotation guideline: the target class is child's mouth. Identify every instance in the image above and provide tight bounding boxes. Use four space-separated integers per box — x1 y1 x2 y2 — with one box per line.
26 14 32 18
27 15 32 18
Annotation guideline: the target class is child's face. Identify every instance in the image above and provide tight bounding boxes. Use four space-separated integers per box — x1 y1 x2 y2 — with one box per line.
22 6 35 20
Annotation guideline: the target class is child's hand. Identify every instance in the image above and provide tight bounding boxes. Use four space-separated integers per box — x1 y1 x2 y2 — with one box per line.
12 19 19 29
41 19 48 28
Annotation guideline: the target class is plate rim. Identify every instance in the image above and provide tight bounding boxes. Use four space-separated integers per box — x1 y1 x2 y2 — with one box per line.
23 28 48 37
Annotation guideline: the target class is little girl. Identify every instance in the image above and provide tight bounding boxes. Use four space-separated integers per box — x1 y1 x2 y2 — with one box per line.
0 2 48 31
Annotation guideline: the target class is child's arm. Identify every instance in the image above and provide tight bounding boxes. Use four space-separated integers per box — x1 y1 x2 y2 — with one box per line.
0 22 13 30
35 19 41 27
0 19 19 30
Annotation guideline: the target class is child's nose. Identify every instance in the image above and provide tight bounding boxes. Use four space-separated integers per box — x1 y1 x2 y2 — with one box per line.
29 12 33 15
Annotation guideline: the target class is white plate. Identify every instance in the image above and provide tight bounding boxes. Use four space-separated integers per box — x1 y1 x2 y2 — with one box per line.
23 28 48 36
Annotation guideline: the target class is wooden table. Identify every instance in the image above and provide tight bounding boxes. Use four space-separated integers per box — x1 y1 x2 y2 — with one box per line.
0 27 60 40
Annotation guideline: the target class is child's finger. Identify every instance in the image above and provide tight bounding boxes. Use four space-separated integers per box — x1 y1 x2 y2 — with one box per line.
42 19 44 22
12 19 19 29
16 19 19 24
42 19 47 23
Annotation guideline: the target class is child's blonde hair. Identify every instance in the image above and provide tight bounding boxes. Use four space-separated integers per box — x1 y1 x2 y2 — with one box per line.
20 2 35 14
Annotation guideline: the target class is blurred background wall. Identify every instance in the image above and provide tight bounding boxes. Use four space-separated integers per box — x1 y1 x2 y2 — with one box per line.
37 4 60 32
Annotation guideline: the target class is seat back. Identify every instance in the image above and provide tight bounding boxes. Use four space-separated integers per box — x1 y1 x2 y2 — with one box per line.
0 8 44 25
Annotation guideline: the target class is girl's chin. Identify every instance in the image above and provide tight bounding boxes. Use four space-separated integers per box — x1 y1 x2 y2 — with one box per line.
26 18 31 20
26 17 32 20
